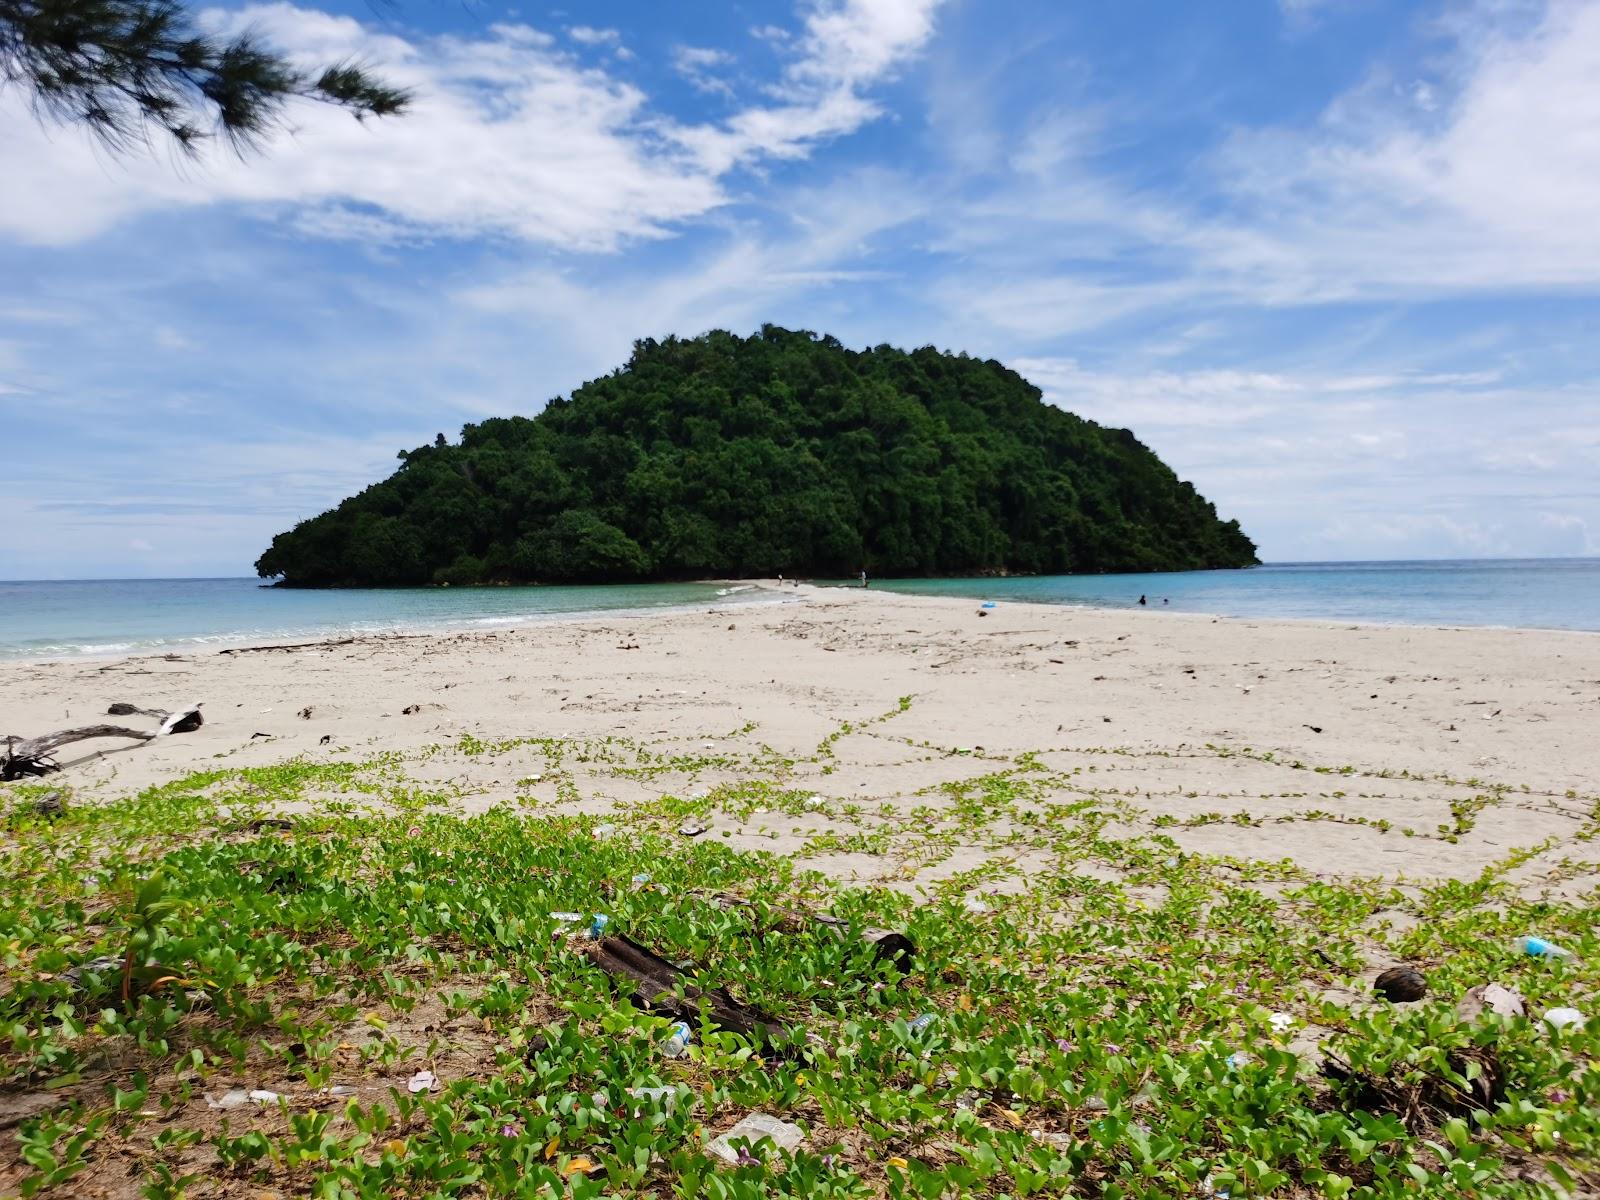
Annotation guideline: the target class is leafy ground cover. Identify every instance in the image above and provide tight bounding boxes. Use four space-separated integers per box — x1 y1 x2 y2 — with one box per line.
1 725 1597 1199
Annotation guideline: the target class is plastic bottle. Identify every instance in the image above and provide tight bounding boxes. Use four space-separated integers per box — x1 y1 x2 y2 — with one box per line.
1515 936 1574 960
588 914 610 939
908 1012 936 1033
662 1021 693 1058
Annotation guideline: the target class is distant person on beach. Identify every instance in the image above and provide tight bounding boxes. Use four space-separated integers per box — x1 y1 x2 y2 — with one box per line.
1138 594 1147 606
860 569 869 588
1163 598 1169 605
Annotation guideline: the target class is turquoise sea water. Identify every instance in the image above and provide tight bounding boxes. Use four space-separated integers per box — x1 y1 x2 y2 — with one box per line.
0 578 773 660
870 559 1600 632
2 560 1597 660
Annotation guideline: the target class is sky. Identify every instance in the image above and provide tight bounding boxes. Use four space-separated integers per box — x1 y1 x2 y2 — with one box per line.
3 0 1600 579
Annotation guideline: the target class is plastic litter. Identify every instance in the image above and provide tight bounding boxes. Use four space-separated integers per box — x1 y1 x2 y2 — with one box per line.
1268 1011 1294 1033
908 1012 936 1033
64 954 123 986
626 1086 678 1115
592 823 617 838
706 1113 805 1164
662 1021 693 1058
407 1069 438 1094
630 873 653 890
1543 1007 1586 1031
1515 935 1575 960
981 602 996 609
679 822 708 838
1458 982 1526 1020
587 914 610 939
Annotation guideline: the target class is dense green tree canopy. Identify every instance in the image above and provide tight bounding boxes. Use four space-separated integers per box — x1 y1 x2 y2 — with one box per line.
256 327 1258 586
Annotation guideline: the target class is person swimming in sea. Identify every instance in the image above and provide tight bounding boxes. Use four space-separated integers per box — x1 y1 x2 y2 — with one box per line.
1138 594 1147 606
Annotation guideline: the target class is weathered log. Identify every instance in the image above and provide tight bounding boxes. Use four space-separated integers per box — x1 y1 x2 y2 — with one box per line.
106 701 203 735
581 933 790 1051
107 702 163 718
3 703 203 780
218 637 355 655
3 725 154 780
697 891 914 974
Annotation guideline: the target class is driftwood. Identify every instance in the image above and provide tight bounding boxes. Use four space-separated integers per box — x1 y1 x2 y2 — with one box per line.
108 702 203 735
2 703 202 781
3 725 154 780
218 637 355 656
698 891 914 974
582 933 790 1051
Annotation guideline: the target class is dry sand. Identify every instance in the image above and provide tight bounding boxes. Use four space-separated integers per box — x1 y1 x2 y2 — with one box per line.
4 585 1598 898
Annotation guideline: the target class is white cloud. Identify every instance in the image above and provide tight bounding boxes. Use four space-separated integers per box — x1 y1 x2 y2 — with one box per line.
1009 353 1600 560
673 45 737 96
1203 0 1600 296
669 0 946 174
567 25 621 46
0 0 946 249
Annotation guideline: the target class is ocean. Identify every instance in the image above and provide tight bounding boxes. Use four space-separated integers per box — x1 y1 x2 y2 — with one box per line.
0 578 773 661
1 559 1596 660
872 558 1600 632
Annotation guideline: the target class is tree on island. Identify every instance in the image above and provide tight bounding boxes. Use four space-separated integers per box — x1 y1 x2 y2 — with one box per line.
1 0 408 153
257 326 1260 587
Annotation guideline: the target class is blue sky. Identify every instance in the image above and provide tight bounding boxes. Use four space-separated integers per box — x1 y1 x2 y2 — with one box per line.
3 0 1599 578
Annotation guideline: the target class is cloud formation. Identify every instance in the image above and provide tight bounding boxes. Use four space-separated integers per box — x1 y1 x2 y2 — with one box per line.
0 0 947 249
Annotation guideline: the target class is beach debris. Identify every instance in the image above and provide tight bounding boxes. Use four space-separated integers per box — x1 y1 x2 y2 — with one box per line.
976 609 989 617
401 704 421 716
706 1113 804 1165
1542 1007 1586 1031
587 914 610 940
1374 966 1427 1003
1303 724 1323 734
407 1069 439 1094
219 636 357 655
31 790 66 818
206 1088 281 1109
594 1085 681 1115
320 1084 358 1097
106 701 204 735
678 822 708 838
697 891 914 974
1457 982 1525 1021
244 817 293 833
250 731 272 740
582 933 790 1052
908 1012 936 1033
593 823 617 838
1514 935 1575 960
63 954 124 986
2 703 204 779
981 602 996 609
1268 1011 1295 1032
298 706 314 719
1324 1038 1503 1129
663 1021 693 1058
319 734 332 745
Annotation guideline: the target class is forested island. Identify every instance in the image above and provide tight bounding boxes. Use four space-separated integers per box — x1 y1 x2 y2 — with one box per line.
256 327 1257 586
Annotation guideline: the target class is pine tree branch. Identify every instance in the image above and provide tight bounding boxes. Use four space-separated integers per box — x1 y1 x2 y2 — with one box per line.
0 0 409 155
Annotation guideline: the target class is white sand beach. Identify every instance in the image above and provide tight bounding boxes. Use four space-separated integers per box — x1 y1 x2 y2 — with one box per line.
5 584 1598 897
